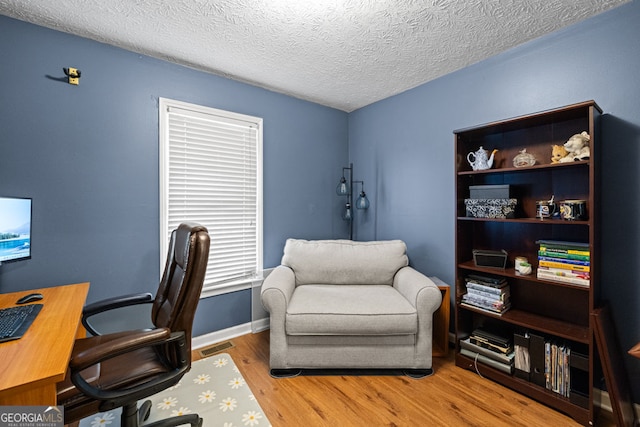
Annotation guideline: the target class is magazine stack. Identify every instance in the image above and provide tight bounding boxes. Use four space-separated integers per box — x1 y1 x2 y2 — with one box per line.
461 274 510 315
536 240 590 287
545 340 572 398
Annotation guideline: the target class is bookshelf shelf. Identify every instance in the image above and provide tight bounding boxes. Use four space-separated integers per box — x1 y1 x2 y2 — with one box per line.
457 261 591 291
459 304 589 343
457 159 589 176
454 101 601 426
457 216 589 226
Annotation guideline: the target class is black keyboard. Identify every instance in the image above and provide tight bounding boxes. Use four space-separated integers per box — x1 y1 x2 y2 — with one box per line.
0 304 43 343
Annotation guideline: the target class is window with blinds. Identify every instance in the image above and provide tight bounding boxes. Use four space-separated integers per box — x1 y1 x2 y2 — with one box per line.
159 98 263 297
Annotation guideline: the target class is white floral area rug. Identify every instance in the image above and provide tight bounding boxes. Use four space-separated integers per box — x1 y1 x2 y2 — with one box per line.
79 353 271 427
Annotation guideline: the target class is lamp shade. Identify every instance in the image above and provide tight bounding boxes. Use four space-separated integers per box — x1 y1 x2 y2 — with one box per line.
336 177 349 196
342 203 352 221
356 191 370 209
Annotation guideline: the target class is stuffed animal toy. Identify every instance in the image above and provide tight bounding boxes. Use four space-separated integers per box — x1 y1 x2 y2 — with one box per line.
559 131 590 162
551 144 568 163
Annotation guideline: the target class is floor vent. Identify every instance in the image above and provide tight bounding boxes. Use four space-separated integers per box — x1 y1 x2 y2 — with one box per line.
198 341 234 358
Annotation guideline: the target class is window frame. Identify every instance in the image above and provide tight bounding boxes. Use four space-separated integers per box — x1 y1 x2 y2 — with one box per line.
159 97 263 298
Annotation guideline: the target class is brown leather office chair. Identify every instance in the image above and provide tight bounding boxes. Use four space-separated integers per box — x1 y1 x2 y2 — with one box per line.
57 223 210 427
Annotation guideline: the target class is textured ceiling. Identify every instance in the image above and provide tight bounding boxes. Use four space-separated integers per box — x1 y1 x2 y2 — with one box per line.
0 0 629 112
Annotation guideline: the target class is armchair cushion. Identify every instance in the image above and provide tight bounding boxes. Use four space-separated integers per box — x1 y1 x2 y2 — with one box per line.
286 285 417 336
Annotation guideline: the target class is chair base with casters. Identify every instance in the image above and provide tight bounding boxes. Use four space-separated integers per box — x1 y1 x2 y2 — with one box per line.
121 399 202 427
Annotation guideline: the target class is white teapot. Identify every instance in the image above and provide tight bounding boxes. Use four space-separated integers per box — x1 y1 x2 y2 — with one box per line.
467 147 498 171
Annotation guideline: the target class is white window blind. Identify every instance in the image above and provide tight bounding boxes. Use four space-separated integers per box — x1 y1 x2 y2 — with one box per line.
159 98 263 296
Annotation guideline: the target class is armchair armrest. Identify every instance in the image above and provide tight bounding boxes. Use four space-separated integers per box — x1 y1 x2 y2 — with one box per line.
82 292 153 335
394 267 443 366
393 267 442 313
260 266 295 368
260 265 296 313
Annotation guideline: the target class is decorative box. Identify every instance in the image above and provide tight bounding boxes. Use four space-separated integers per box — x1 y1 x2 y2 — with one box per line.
465 198 517 219
469 185 511 199
473 249 508 268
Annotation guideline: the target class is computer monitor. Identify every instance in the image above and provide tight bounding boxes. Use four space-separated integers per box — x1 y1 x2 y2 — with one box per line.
0 196 32 264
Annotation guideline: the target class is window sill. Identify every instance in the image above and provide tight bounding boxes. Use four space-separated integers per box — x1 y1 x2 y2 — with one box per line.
200 274 265 299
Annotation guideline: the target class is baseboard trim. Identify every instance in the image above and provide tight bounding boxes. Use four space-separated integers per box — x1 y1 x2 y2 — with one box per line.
252 317 269 333
192 322 252 350
597 389 640 418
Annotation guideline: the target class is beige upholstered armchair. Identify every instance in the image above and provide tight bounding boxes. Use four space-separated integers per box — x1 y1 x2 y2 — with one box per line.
261 239 442 378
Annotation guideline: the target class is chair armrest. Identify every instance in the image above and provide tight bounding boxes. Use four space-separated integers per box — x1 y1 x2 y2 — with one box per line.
83 292 153 316
82 292 153 335
70 327 171 371
260 265 296 313
393 266 442 313
69 329 189 407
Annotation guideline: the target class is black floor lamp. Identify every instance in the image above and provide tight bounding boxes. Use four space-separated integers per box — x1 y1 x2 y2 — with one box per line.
336 163 370 240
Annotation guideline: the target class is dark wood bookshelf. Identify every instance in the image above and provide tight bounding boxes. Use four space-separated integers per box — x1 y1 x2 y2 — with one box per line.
454 101 601 425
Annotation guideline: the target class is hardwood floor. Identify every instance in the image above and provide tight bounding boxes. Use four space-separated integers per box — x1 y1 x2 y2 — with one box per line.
194 331 615 426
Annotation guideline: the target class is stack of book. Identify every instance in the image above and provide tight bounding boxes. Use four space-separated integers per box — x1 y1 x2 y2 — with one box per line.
460 328 514 374
461 274 511 315
536 240 590 287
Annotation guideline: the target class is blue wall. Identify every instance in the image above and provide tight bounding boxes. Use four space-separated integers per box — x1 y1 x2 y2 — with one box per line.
0 15 349 335
349 0 640 398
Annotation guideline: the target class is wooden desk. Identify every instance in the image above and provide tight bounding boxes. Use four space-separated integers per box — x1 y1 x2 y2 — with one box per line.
0 282 89 405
